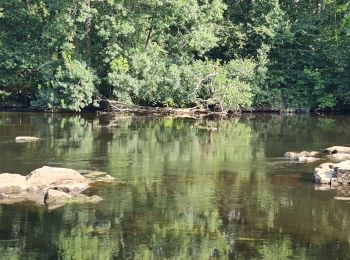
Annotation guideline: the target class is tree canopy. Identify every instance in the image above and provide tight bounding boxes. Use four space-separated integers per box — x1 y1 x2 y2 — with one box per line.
0 0 349 111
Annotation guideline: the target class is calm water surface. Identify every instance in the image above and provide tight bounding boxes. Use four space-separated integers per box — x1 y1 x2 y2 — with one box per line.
0 112 350 259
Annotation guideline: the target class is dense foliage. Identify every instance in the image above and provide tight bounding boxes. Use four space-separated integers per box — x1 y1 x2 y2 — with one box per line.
0 0 349 111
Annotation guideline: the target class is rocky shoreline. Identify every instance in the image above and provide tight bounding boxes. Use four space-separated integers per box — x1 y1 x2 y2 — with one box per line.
284 146 350 199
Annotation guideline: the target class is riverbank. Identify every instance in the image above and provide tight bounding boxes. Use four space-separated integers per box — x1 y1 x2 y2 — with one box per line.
1 100 349 116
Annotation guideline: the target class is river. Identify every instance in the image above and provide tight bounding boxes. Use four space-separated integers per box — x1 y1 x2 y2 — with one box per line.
0 112 349 259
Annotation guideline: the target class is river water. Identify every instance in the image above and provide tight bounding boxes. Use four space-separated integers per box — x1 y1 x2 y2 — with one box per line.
0 112 349 259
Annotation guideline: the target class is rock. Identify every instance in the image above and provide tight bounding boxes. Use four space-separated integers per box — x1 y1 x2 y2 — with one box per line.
83 171 108 178
72 194 103 203
313 160 350 185
284 151 319 160
329 153 350 162
313 167 334 184
0 167 110 209
52 181 90 194
0 194 27 204
336 160 350 172
15 136 40 143
0 190 46 205
324 146 350 154
45 192 103 210
0 174 28 194
25 190 47 205
317 162 335 170
93 175 116 183
44 189 72 205
314 185 332 191
334 160 350 185
335 186 350 197
26 166 89 191
298 156 320 163
334 196 350 201
81 170 116 183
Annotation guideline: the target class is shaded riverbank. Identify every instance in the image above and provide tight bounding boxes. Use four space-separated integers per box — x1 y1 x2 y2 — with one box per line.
1 100 350 117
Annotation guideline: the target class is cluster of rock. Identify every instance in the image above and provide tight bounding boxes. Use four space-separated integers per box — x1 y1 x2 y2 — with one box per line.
0 166 115 210
285 146 350 193
284 151 320 163
313 160 350 186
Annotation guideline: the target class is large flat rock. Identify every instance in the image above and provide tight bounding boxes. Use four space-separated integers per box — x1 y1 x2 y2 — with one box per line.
26 166 89 191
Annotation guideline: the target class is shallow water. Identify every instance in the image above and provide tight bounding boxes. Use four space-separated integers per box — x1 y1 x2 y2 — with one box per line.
0 112 350 259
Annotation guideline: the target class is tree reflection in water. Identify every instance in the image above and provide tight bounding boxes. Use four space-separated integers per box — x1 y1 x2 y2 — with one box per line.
0 113 350 259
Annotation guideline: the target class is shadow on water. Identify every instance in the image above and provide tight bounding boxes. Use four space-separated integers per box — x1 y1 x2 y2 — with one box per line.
0 112 350 259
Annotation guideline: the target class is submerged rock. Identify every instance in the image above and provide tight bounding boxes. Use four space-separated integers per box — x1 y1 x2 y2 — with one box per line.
324 146 350 154
79 170 116 183
284 151 320 163
284 151 319 159
72 194 103 203
93 175 116 183
83 171 107 178
0 166 111 209
298 156 320 163
15 136 40 143
45 191 103 210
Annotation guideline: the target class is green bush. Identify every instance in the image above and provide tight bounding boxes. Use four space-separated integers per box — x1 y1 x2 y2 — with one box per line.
32 59 95 111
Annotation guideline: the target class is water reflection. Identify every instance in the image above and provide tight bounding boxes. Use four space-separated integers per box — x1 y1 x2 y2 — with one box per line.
0 113 350 259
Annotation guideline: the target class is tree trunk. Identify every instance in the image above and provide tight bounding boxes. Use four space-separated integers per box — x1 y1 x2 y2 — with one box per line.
145 26 154 49
85 0 92 65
